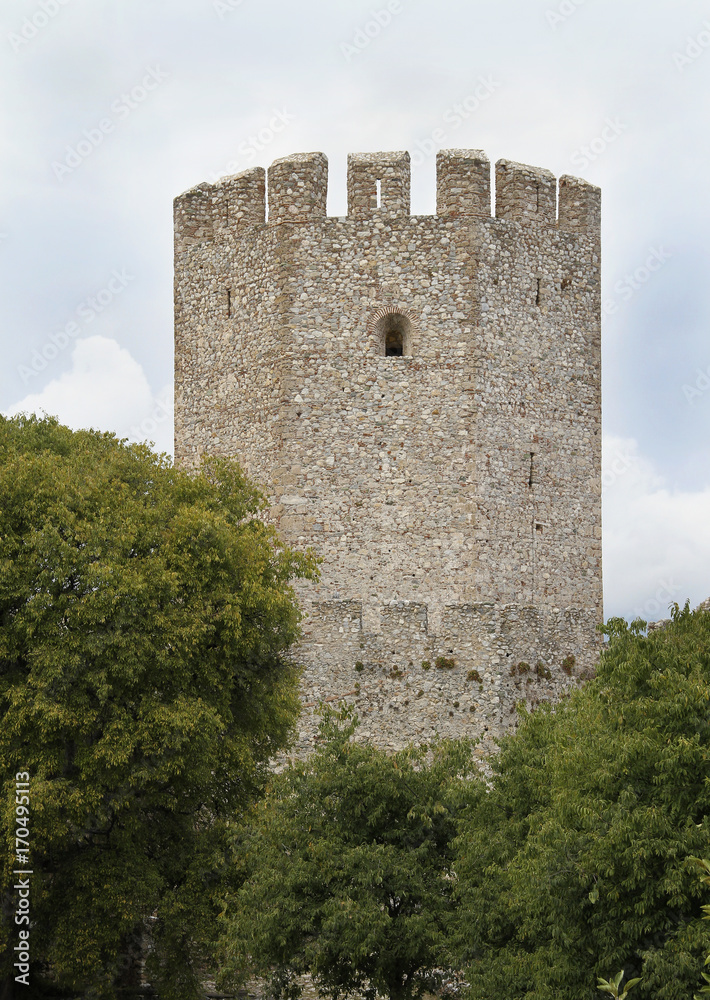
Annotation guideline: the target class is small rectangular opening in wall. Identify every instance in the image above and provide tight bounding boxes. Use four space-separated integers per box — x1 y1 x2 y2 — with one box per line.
227 289 231 318
536 523 543 533
376 179 382 208
528 452 534 488
535 279 541 306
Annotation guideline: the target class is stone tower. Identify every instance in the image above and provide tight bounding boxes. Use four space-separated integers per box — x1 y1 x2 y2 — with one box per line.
174 149 602 757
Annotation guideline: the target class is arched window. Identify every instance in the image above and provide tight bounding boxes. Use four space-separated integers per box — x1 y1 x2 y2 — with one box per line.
385 328 403 356
375 312 412 357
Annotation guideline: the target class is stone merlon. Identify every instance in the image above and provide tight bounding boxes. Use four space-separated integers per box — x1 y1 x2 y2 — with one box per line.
174 148 601 242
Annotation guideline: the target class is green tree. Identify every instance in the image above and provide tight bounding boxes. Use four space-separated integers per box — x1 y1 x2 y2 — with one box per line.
0 414 316 999
453 603 710 1000
690 857 710 999
218 707 478 1000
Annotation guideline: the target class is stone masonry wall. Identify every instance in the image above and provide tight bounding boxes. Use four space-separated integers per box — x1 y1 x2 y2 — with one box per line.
290 598 597 760
174 148 603 754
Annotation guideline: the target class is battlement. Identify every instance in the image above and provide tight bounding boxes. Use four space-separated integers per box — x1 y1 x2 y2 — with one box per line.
302 599 597 654
436 148 491 217
174 148 601 242
289 598 601 757
174 140 603 759
268 152 328 223
347 151 411 217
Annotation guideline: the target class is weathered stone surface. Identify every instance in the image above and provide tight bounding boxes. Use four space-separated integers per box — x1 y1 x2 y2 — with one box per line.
174 149 603 754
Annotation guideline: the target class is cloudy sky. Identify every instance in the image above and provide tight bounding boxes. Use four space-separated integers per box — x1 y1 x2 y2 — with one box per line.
1 0 709 622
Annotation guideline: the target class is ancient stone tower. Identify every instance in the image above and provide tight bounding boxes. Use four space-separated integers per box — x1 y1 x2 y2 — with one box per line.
174 149 602 758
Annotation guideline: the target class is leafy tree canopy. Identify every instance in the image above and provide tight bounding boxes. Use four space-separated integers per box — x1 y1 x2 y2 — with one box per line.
0 414 316 998
453 603 710 1000
218 707 478 1000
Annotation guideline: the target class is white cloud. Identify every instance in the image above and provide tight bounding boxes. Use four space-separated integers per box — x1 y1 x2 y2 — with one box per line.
3 336 174 456
603 434 710 622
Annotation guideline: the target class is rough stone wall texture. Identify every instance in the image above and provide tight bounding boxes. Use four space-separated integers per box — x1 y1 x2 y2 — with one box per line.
174 148 603 754
347 151 411 217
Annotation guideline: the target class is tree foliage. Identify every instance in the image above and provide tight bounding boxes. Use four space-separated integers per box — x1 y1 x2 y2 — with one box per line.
453 603 710 1000
690 857 710 999
218 708 478 1000
0 414 316 998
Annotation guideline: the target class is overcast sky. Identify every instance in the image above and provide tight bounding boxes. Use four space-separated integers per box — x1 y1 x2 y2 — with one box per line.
1 0 709 622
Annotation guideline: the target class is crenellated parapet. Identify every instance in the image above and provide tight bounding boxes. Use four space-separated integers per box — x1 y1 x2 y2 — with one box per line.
558 173 602 234
174 148 601 244
495 158 557 224
267 151 328 224
436 148 491 218
287 598 601 758
347 151 411 217
173 167 266 244
174 143 603 761
301 599 598 667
